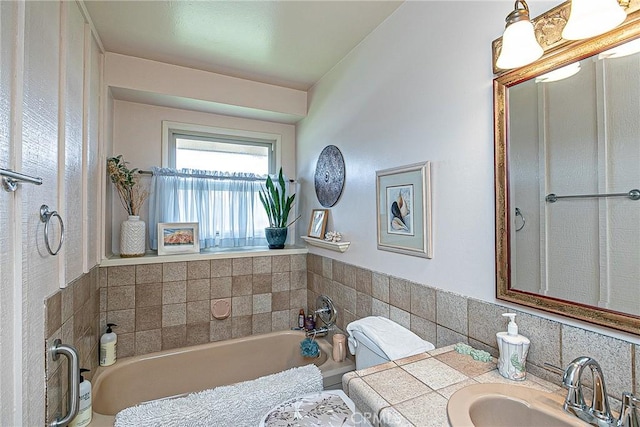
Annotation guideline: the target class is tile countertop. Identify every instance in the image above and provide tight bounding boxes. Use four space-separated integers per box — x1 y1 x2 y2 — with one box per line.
341 344 567 427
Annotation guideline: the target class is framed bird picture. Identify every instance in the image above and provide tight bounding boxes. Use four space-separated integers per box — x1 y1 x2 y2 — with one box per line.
376 162 432 258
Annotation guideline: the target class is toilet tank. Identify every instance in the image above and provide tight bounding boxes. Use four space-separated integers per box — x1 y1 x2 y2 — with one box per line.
349 330 391 370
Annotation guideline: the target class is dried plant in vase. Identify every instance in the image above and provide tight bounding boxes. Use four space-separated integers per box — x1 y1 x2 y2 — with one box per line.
107 155 148 216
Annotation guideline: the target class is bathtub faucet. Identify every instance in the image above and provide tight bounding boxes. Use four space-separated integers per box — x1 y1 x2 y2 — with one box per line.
306 327 329 337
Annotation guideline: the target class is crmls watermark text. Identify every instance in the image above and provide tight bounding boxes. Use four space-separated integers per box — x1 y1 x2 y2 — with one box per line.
349 410 405 425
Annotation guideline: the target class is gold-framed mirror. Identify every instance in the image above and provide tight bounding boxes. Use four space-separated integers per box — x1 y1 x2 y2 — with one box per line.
494 1 640 334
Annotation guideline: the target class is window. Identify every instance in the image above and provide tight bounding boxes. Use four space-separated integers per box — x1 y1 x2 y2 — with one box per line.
150 122 289 252
162 121 278 175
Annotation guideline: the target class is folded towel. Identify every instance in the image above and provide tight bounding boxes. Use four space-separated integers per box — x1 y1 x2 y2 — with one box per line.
346 316 435 361
114 364 323 427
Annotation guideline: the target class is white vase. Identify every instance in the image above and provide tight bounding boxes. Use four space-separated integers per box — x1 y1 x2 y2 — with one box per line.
120 215 145 257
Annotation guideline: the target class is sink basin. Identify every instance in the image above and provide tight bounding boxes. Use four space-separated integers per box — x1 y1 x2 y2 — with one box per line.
447 383 588 427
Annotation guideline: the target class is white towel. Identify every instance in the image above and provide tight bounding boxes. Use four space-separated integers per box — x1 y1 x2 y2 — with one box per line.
346 316 435 361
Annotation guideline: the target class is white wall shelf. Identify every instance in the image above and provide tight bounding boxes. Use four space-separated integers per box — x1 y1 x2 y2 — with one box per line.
301 236 350 253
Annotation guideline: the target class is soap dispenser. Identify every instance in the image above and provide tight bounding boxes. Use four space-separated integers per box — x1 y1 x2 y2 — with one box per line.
100 323 117 366
496 313 530 381
69 368 92 427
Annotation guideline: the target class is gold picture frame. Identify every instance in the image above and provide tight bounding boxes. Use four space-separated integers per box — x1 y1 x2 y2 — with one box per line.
307 209 329 239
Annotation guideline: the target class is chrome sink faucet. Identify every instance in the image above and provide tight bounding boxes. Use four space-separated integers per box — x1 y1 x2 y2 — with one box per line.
561 356 639 427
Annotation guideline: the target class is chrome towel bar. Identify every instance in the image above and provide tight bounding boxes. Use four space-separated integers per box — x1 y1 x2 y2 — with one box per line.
40 205 64 256
49 339 79 427
546 189 640 203
0 168 43 192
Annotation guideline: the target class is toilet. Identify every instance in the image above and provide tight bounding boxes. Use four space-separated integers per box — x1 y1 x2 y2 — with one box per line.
346 316 435 370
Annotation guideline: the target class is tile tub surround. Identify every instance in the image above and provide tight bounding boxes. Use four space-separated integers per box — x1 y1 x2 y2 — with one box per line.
308 254 640 406
44 267 100 425
341 346 566 427
99 254 308 357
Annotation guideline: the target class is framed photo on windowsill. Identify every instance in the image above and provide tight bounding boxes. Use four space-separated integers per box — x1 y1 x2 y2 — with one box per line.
376 161 432 258
157 222 200 255
308 209 329 239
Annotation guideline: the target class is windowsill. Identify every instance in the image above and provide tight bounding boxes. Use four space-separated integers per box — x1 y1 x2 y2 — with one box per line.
99 245 308 267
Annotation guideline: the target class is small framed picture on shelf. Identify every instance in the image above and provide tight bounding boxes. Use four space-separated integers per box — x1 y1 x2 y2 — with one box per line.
157 222 200 255
307 209 329 239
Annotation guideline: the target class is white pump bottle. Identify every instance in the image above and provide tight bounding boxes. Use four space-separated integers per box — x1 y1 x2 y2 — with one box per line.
496 313 530 380
100 323 117 366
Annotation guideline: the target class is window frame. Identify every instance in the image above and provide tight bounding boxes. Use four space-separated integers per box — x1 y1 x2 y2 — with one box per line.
161 121 281 173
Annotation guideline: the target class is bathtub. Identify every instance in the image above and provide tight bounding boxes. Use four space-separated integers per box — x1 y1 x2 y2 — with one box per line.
89 330 355 426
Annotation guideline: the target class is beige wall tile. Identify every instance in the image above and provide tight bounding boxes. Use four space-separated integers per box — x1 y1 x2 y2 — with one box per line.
187 300 211 324
372 298 390 318
210 318 232 342
107 286 135 311
356 268 372 295
162 281 186 304
390 306 410 329
343 264 357 289
136 283 162 307
514 310 560 369
372 272 390 303
107 266 135 287
272 255 291 273
163 262 187 282
290 270 307 290
467 298 508 348
232 315 252 338
411 315 437 344
232 258 252 276
45 291 62 337
232 275 252 296
136 264 163 284
252 312 272 334
271 291 290 312
62 286 74 322
291 254 306 271
322 257 332 279
436 325 467 348
135 329 161 355
253 256 272 274
211 277 232 299
162 325 186 350
272 272 291 292
118 332 135 358
187 260 210 280
332 261 345 283
186 322 210 346
162 303 186 327
253 293 272 314
106 309 135 333
436 290 466 334
232 295 252 316
356 292 372 318
390 277 411 312
253 273 272 294
186 278 210 301
272 310 291 331
210 258 232 277
290 289 307 309
135 306 161 331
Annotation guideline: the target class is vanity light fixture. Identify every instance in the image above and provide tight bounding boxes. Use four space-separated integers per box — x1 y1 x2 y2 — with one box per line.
535 61 581 83
496 0 544 70
599 37 640 58
562 0 626 40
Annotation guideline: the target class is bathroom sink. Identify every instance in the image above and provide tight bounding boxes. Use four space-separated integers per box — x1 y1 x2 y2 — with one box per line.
447 383 588 427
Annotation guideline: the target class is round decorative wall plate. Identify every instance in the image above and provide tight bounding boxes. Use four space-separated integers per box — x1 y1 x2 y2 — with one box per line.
314 145 345 207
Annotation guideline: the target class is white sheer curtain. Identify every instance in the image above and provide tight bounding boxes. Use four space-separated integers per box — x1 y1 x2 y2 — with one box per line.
148 167 270 250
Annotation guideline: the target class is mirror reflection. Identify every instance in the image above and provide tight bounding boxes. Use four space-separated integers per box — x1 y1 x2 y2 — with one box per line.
508 36 640 316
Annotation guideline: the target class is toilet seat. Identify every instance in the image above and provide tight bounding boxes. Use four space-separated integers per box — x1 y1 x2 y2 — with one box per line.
259 390 372 427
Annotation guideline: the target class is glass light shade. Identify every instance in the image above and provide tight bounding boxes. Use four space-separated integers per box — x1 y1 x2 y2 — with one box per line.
535 62 581 83
496 20 544 69
562 0 626 40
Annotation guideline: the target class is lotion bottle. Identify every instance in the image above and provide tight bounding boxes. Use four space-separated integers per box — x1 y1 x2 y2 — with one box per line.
99 323 117 366
69 368 92 427
496 313 530 381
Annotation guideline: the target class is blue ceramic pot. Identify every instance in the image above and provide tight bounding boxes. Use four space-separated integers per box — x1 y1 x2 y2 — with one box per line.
265 227 287 249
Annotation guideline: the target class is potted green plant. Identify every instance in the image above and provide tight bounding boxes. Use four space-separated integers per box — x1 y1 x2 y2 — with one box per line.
107 155 148 257
259 168 298 249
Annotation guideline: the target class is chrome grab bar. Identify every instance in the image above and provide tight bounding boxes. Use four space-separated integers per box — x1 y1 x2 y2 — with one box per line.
546 189 640 203
49 339 79 427
0 168 43 192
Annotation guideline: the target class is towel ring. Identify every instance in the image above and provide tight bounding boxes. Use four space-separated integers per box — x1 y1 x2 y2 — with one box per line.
515 207 525 232
40 205 64 256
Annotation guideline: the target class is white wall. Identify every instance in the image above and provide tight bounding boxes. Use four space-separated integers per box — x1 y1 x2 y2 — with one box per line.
0 1 103 424
297 1 534 301
109 101 296 255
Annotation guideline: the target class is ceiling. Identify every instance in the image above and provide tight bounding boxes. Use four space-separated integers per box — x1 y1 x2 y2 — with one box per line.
84 1 404 91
